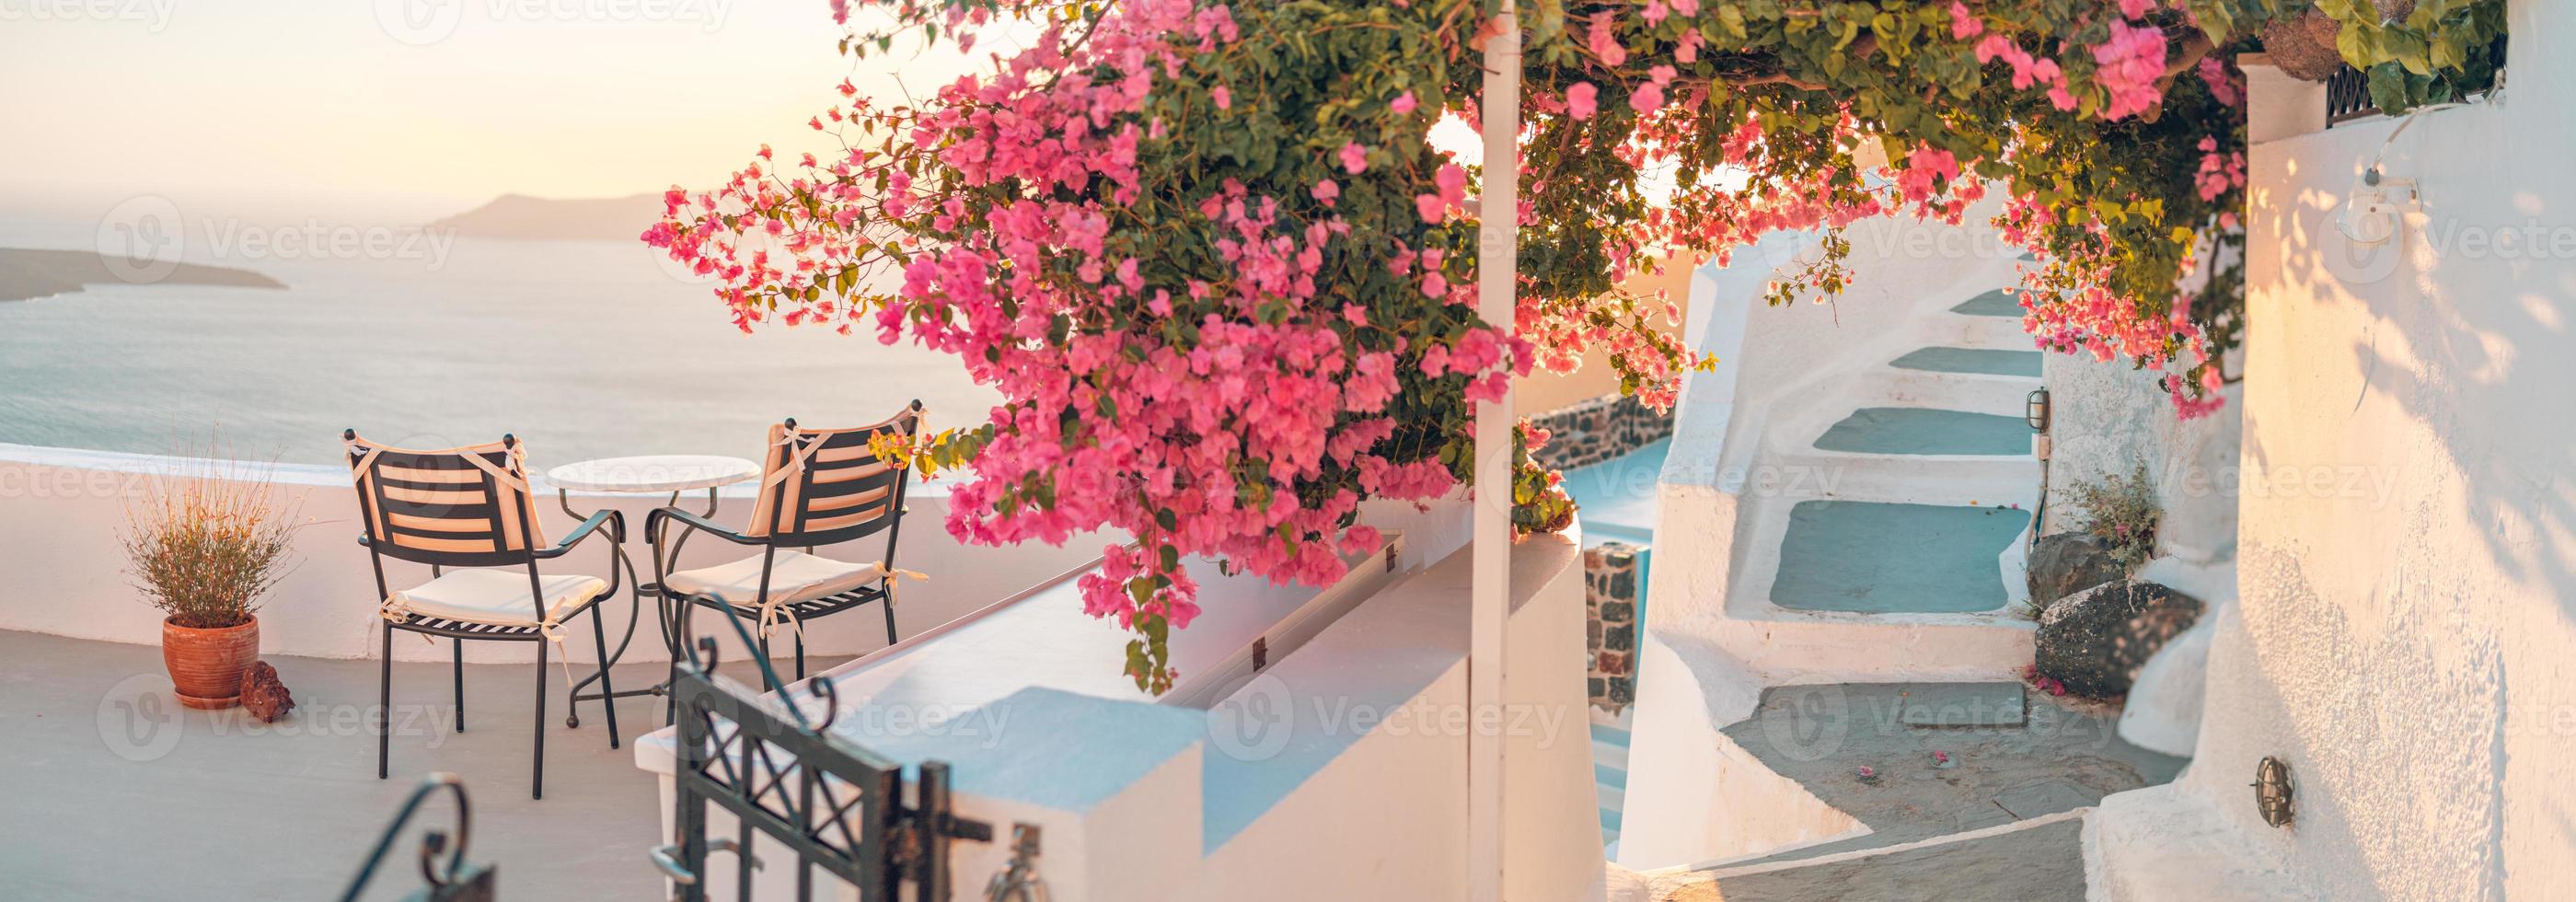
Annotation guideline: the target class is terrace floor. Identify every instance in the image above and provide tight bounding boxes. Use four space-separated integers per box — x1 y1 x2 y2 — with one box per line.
1714 682 2183 867
0 629 836 900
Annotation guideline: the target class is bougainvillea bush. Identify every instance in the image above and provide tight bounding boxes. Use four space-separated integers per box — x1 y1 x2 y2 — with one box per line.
650 0 2502 690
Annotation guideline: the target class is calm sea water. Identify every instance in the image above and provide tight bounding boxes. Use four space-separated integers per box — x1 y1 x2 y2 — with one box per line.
0 222 995 468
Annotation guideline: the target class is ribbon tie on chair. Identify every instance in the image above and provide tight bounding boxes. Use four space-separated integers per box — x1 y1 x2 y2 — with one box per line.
744 562 927 643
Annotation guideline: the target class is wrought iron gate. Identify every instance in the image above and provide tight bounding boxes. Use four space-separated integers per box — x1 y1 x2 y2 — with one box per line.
653 606 989 902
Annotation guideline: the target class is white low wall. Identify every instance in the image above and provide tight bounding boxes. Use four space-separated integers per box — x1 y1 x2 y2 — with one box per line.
0 444 1099 665
637 526 1604 902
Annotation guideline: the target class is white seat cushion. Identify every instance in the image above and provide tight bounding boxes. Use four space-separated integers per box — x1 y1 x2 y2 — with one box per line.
387 569 608 627
664 550 881 608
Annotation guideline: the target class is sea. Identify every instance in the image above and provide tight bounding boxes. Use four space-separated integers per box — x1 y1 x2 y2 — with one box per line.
0 220 996 468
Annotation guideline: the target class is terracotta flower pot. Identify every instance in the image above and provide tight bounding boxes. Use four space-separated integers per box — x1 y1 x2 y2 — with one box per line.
163 615 260 710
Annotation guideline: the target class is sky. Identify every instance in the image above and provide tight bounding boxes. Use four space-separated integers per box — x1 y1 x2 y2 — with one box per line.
0 0 988 226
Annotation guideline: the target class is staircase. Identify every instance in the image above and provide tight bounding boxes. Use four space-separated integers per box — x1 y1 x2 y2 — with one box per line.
1618 268 2189 896
1698 285 2044 683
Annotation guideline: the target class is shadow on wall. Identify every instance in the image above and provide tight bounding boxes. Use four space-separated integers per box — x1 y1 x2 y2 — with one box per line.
2222 94 2576 898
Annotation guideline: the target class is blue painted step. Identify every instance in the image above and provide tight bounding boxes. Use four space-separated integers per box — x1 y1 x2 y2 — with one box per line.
1815 407 2030 456
1890 346 2041 378
1950 289 2024 317
1771 501 2030 614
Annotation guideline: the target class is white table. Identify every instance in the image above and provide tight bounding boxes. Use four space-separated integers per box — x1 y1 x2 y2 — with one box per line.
547 454 762 497
546 455 761 727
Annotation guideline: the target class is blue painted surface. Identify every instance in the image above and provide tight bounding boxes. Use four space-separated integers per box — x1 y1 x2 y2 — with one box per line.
1889 346 2042 377
837 686 1205 815
1950 288 2024 317
1591 722 1632 747
1593 720 1632 846
1814 407 2031 457
1771 501 2031 613
1557 438 1669 548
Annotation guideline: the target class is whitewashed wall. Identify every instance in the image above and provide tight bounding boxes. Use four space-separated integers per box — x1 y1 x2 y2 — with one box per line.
2039 355 2243 564
0 444 1100 665
2092 4 2576 896
639 530 1605 902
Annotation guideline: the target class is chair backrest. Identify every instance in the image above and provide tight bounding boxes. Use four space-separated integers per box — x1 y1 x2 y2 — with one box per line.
746 404 920 547
345 432 549 567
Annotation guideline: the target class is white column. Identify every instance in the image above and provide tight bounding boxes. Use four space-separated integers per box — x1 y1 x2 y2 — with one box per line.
1470 2 1519 899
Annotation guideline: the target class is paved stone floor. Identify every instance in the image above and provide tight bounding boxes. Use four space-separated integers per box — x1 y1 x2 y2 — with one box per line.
1717 683 2182 867
1770 501 2030 613
1661 819 2087 902
0 629 846 900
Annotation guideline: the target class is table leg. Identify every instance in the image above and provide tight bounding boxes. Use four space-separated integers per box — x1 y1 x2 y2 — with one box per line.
567 486 727 725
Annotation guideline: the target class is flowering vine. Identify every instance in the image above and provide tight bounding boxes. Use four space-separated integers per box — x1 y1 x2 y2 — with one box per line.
651 0 2503 689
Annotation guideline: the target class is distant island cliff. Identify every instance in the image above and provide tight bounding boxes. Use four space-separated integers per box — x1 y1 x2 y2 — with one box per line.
426 192 664 242
0 248 285 303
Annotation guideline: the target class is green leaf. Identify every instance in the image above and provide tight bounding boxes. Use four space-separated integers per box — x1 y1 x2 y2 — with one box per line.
2366 62 2410 114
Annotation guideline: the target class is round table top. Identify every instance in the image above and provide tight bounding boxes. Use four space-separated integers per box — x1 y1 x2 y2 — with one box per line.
546 455 762 493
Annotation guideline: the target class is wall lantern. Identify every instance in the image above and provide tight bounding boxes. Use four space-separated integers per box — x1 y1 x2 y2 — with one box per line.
2025 387 2051 433
2253 756 2295 827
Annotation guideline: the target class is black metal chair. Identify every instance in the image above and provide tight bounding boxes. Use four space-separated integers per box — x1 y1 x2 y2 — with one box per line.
647 403 920 696
346 432 625 801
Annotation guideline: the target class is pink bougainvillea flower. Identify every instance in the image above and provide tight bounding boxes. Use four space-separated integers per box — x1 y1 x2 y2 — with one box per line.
1338 142 1368 174
1311 178 1340 205
1585 11 1626 65
1210 85 1231 110
1949 1 1981 39
2091 21 2169 120
1566 82 1599 121
1390 90 1417 114
2199 56 2240 107
1630 81 1665 115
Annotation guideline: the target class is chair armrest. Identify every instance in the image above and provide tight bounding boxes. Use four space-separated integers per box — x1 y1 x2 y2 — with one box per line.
533 509 623 559
647 505 763 549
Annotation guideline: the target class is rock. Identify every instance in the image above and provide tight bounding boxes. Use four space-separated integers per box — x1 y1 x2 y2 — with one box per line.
2261 10 2347 82
2035 581 2202 698
2027 532 2128 609
239 660 295 723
